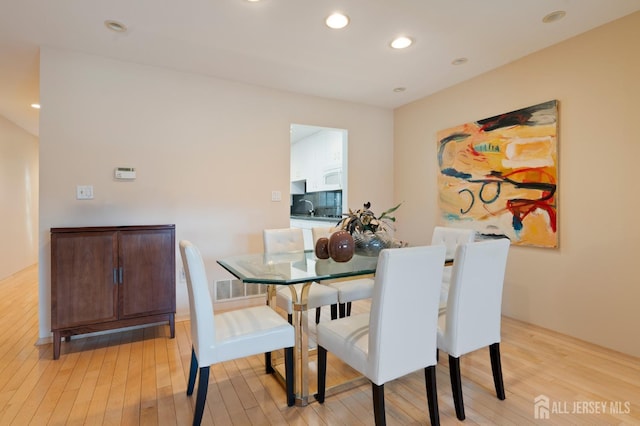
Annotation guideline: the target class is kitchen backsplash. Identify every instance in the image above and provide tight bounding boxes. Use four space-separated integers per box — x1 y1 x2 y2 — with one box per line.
291 190 342 218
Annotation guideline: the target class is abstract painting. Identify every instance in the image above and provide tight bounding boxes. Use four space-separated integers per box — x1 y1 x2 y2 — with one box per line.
436 100 558 247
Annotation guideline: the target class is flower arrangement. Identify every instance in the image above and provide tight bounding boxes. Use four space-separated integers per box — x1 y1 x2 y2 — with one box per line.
338 201 401 234
337 202 406 255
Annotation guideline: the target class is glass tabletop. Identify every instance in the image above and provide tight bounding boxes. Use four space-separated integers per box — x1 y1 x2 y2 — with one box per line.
217 250 379 285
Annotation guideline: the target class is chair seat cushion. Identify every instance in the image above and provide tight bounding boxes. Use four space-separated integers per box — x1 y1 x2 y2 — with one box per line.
316 313 370 377
329 278 374 303
213 306 294 363
276 283 339 313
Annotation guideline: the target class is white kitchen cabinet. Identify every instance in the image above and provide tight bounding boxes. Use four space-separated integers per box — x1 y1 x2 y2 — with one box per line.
291 129 344 193
290 180 305 195
290 139 311 182
324 131 343 170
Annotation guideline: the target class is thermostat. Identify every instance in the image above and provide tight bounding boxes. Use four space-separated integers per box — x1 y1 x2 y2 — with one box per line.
114 167 136 180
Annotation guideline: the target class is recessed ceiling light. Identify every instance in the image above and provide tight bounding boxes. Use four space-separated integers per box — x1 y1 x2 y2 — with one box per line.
325 13 349 29
30 103 40 109
393 87 406 93
104 20 127 33
542 10 566 24
390 36 413 49
451 57 468 66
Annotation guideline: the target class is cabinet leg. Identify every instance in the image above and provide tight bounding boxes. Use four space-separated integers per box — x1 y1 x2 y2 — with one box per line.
53 331 61 360
169 314 175 338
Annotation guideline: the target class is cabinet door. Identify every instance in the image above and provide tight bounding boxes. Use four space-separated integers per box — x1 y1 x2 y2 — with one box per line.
51 231 118 329
291 140 305 181
118 228 175 319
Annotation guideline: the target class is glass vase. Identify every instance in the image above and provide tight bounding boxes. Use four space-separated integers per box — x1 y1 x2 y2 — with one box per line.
352 231 392 257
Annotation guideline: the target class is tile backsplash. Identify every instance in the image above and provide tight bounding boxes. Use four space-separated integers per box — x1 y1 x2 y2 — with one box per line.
291 190 342 217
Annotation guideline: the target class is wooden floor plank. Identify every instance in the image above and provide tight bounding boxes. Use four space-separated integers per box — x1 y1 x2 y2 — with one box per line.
1 265 639 425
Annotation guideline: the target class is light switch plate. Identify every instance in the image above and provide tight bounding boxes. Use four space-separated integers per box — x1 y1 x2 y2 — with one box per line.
271 190 281 202
76 185 94 200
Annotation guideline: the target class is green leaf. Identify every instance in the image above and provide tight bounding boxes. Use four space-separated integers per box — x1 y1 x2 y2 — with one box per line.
378 203 402 220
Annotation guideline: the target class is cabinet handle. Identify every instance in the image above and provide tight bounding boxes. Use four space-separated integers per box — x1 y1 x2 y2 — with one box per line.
119 267 123 284
113 268 118 284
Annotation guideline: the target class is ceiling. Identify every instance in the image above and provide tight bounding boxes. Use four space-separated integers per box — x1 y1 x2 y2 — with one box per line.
1 0 639 137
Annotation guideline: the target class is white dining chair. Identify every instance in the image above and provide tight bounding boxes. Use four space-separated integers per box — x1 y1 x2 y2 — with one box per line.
431 226 475 312
316 245 446 425
179 240 295 426
312 226 374 318
265 228 339 324
437 238 510 421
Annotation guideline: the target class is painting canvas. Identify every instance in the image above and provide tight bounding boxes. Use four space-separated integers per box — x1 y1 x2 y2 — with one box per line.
436 100 558 247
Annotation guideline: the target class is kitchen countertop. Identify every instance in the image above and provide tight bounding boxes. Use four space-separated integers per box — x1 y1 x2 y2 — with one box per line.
290 215 343 223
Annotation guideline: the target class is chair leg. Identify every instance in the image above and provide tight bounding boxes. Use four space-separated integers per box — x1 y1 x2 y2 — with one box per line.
372 383 386 426
265 351 273 374
187 347 198 396
448 355 465 420
315 346 327 403
424 365 440 425
339 303 346 318
346 301 352 317
490 343 506 400
193 366 209 426
285 346 295 406
315 307 321 324
330 304 338 320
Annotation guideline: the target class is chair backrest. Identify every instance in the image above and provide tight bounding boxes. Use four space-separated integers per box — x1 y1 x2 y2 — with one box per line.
431 226 475 259
311 226 338 245
263 228 304 253
179 240 217 365
367 245 446 385
443 238 510 357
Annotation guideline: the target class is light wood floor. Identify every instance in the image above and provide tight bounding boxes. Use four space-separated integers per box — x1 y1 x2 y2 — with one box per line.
1 265 639 425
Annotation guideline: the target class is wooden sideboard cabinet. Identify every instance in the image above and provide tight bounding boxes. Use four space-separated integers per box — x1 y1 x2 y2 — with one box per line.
50 224 176 359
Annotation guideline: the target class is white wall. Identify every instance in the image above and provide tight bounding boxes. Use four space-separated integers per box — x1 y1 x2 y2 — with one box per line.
38 47 394 340
0 115 38 279
394 12 640 356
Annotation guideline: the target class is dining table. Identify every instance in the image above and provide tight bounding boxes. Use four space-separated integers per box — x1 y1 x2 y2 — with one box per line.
217 249 379 406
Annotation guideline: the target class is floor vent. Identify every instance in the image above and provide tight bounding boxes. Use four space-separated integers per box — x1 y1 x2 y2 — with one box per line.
213 279 267 301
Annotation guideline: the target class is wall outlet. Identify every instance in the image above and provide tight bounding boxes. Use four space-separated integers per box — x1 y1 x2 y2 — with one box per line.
271 190 281 202
76 185 94 200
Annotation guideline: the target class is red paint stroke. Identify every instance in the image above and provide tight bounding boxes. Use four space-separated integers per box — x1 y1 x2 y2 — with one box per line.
490 168 557 232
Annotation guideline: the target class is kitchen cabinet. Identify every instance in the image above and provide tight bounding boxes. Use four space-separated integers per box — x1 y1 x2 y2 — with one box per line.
291 129 343 193
290 180 305 195
50 224 176 359
290 140 308 194
323 131 343 170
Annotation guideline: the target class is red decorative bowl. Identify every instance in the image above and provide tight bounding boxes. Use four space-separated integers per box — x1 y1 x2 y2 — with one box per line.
328 230 355 262
315 237 330 259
